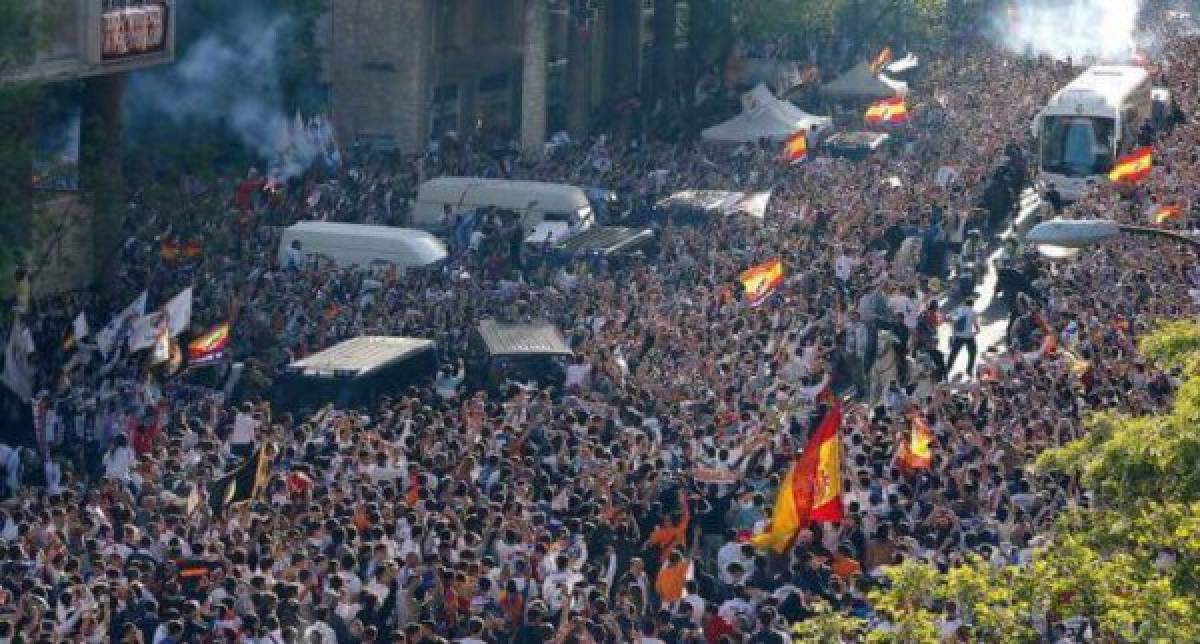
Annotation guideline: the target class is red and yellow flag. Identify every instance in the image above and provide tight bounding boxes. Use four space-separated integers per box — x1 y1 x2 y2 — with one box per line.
187 323 230 366
865 97 909 125
739 259 785 307
1108 146 1153 184
780 131 809 165
752 400 843 553
1152 204 1183 224
897 414 934 470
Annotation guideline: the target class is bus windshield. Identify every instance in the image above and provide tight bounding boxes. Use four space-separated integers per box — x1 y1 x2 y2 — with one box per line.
1040 116 1115 177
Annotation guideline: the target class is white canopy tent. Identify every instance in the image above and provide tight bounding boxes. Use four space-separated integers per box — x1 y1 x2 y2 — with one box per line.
701 84 831 144
821 62 909 100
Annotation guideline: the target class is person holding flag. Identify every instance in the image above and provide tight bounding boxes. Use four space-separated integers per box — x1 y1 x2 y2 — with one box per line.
780 130 810 165
739 259 785 308
1108 146 1153 184
751 396 843 553
896 410 935 471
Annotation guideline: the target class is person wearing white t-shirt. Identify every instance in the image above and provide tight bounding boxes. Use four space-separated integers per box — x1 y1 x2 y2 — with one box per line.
947 298 980 376
230 407 259 457
564 355 592 391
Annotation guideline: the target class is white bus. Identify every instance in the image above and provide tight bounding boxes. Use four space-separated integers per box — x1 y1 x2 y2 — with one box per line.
1033 66 1154 201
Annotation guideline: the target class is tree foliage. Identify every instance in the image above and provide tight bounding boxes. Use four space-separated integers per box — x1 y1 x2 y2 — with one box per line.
0 0 41 296
869 321 1200 640
731 0 986 56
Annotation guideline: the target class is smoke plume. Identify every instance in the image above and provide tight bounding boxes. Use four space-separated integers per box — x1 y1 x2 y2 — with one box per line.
127 10 324 179
989 0 1143 61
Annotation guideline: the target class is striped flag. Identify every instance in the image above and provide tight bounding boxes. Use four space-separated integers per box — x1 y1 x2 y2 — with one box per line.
752 400 843 552
1152 203 1183 224
739 259 785 307
1108 146 1153 184
780 131 809 164
865 97 909 125
897 414 934 470
187 323 230 366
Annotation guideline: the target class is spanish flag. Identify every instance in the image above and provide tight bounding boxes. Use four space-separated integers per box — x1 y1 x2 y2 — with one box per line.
897 414 934 470
1107 146 1153 184
1152 204 1183 224
864 97 909 125
752 400 843 553
739 259 785 307
780 131 809 165
187 323 230 366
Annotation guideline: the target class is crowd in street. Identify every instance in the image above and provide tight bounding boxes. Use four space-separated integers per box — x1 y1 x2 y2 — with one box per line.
1 14 1198 644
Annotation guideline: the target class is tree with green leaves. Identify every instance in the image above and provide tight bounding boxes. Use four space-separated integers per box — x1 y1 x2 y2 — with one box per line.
866 320 1200 641
0 0 41 297
731 0 989 60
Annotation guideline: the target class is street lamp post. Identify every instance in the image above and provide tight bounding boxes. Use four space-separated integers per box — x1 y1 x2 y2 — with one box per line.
1026 218 1200 254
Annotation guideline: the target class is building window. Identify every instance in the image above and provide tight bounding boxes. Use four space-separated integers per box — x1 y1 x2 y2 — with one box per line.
476 0 510 45
437 1 460 52
479 72 510 93
431 84 460 137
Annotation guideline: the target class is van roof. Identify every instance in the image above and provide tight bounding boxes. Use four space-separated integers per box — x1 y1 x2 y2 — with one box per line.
1046 66 1149 114
477 319 573 357
287 336 435 378
286 221 442 242
283 222 447 265
418 178 591 211
555 226 655 256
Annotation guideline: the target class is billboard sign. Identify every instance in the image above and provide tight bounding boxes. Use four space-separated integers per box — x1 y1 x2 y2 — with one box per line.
101 1 169 61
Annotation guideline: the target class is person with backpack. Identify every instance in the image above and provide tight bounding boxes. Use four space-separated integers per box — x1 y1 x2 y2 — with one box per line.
947 299 980 377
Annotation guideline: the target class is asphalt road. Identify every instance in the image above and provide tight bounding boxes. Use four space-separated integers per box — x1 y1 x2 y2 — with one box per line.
939 188 1043 380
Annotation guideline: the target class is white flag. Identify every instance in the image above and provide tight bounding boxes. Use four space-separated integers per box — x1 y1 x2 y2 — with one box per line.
128 312 164 352
97 291 147 356
2 320 35 402
164 286 193 337
151 317 171 365
72 312 89 343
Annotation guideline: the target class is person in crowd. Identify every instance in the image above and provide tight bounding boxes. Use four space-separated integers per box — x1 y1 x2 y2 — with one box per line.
0 12 1197 641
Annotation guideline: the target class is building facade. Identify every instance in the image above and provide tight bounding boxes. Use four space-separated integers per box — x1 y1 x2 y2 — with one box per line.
2 1 176 296
330 0 690 156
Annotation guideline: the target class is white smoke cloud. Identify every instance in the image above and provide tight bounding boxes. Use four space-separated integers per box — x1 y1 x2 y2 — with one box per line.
990 0 1143 61
127 12 325 179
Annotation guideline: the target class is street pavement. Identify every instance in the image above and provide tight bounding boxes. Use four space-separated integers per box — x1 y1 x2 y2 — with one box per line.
940 188 1043 379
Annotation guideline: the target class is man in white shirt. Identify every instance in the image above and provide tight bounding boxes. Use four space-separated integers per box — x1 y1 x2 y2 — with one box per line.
947 298 981 377
102 434 136 482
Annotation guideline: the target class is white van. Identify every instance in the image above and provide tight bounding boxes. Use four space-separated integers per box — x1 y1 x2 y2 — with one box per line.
411 178 596 242
277 222 447 272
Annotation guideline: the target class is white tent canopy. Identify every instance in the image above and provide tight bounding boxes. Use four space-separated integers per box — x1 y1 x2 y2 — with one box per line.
701 84 831 144
821 62 909 100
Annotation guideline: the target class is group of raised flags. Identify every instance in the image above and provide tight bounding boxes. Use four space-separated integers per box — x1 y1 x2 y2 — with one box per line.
1100 145 1188 224
751 397 942 553
1 286 235 402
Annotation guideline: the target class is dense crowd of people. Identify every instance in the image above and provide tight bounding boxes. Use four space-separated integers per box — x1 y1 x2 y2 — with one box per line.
1 12 1198 644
